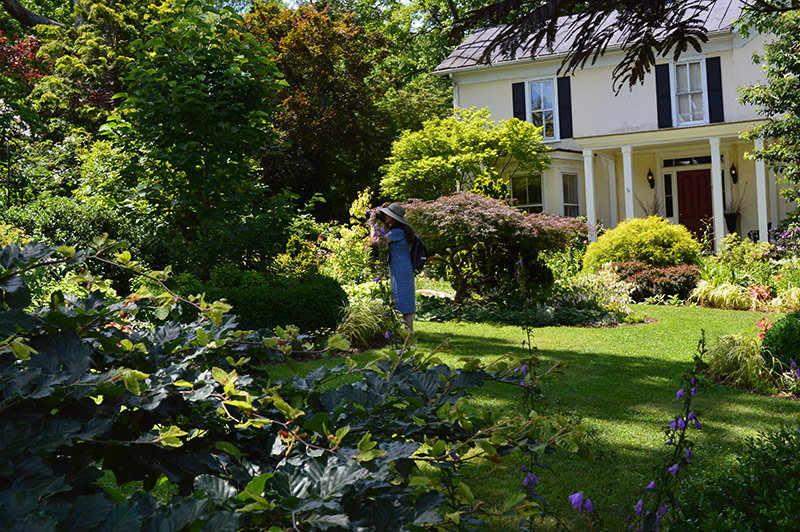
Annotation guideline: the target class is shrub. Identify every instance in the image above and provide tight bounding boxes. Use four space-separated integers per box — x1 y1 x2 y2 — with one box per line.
178 264 348 332
715 232 776 286
706 334 774 393
0 223 29 246
675 426 800 531
770 220 800 258
689 280 750 310
606 261 700 301
761 310 800 368
319 224 374 285
582 216 701 272
404 193 586 302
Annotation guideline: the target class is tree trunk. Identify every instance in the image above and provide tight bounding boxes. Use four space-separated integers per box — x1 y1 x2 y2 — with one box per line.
2 0 64 27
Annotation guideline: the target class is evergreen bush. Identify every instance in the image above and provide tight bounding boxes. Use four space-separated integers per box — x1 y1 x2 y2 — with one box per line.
761 310 800 368
177 264 348 332
583 216 701 272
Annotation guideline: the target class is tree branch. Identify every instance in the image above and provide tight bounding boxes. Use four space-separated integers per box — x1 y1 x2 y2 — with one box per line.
2 0 64 27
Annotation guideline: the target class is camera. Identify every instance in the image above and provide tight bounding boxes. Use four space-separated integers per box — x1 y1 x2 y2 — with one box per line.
363 209 385 223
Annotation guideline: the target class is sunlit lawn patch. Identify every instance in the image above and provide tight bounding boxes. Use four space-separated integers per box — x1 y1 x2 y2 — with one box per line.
273 305 800 530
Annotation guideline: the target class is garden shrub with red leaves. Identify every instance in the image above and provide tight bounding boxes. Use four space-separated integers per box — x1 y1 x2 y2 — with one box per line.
605 261 700 302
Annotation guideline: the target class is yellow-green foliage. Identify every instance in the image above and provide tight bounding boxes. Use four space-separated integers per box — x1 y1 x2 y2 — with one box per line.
583 216 701 272
690 280 751 309
336 299 397 348
0 224 30 247
707 334 775 392
772 286 800 311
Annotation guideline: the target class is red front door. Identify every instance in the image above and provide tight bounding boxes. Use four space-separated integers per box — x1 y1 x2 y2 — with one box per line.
677 169 713 239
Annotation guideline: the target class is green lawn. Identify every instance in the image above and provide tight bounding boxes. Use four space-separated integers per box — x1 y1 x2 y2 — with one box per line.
274 305 800 530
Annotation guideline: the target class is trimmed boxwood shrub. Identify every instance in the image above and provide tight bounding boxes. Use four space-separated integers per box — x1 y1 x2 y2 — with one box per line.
606 260 700 301
178 264 347 332
761 310 800 368
675 426 800 531
583 216 701 272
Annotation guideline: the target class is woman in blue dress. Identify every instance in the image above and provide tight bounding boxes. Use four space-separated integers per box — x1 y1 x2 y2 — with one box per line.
368 203 416 331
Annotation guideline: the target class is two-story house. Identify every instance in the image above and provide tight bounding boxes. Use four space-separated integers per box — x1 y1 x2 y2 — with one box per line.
434 0 794 248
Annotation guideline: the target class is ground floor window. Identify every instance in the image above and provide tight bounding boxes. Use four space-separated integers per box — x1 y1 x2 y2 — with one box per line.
510 174 543 212
562 172 579 217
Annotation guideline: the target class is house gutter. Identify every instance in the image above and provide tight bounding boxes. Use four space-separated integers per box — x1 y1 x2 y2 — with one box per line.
433 27 737 77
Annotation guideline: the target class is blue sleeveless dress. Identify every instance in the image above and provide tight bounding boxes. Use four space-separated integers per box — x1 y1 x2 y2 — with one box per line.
388 228 416 314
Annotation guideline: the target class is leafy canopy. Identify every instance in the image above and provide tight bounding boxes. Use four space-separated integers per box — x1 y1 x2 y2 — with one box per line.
381 107 550 201
739 8 800 208
106 0 283 244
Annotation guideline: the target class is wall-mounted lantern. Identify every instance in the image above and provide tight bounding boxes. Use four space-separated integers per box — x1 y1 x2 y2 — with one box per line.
730 162 738 184
647 169 655 189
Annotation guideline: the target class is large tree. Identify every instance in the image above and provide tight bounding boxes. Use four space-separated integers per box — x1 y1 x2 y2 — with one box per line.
739 8 800 207
244 2 394 220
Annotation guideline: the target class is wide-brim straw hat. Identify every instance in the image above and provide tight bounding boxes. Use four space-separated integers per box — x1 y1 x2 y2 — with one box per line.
377 203 410 226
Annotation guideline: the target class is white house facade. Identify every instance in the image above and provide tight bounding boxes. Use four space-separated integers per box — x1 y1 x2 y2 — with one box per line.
434 0 794 248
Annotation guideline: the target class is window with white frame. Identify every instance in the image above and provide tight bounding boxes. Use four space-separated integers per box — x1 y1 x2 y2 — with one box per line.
510 174 543 212
674 61 706 125
528 79 556 140
562 173 579 217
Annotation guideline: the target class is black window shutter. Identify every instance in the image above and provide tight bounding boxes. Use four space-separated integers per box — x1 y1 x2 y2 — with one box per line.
512 82 526 121
655 64 672 129
557 77 573 139
706 56 724 123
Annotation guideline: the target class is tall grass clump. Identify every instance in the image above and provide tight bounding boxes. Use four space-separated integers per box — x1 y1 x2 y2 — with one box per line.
689 280 750 309
336 299 396 348
707 334 774 392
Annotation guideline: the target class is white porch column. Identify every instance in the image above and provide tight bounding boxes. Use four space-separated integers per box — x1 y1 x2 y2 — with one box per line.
755 138 769 242
583 149 597 241
606 157 618 227
769 168 779 230
710 137 724 252
621 145 634 219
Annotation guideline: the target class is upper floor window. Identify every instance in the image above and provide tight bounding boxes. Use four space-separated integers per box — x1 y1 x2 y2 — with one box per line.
673 60 707 125
511 174 543 212
529 79 556 140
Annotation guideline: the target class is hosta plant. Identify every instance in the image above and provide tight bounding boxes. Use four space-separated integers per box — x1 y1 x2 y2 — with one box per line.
0 239 589 531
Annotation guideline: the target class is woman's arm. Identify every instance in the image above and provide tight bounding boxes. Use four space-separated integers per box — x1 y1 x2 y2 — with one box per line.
368 214 388 246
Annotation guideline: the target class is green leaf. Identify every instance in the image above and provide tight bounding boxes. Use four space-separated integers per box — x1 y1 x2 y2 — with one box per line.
196 328 209 347
223 399 253 412
56 246 77 258
212 367 227 384
327 334 351 352
214 441 243 458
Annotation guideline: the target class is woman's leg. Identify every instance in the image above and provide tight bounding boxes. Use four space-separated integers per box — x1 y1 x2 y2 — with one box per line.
402 313 414 332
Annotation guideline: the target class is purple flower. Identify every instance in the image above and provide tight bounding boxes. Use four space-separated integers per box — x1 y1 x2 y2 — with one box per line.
451 450 459 461
791 358 797 370
666 436 674 446
685 448 693 463
380 226 385 237
568 492 584 510
676 388 685 399
645 480 656 490
687 411 695 421
694 418 701 429
668 463 679 476
691 386 697 396
373 276 381 283
669 419 677 430
520 364 528 375
677 417 686 430
585 498 594 513
384 331 393 340
691 377 696 386
634 499 644 516
523 473 540 496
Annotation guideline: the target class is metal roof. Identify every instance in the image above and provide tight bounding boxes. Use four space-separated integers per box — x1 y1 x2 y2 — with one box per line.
435 0 744 74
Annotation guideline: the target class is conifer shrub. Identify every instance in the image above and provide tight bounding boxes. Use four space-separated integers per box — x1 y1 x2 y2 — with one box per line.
583 216 701 273
761 310 800 368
